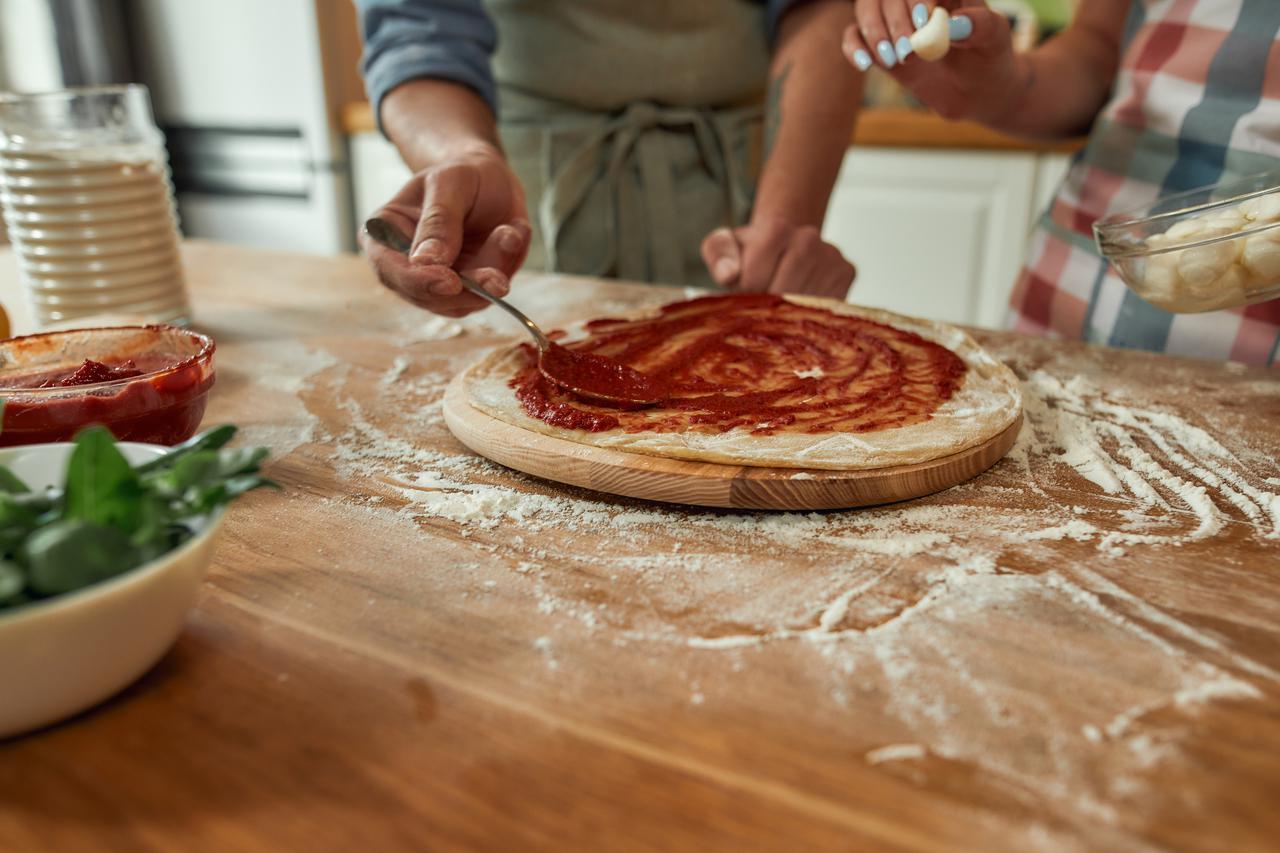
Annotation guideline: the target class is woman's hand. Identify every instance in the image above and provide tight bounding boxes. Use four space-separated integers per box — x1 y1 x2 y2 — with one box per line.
359 144 532 318
701 218 856 300
842 1 1024 125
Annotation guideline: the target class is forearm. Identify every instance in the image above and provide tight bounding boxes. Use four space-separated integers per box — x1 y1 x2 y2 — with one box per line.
381 78 502 171
357 0 499 166
754 0 863 227
983 1 1126 139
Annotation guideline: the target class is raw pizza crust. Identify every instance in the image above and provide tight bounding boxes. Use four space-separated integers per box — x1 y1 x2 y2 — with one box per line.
462 296 1023 471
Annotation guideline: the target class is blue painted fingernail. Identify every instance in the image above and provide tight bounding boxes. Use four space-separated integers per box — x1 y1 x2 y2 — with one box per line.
852 49 873 71
912 3 929 29
950 15 973 41
895 36 914 62
876 40 897 68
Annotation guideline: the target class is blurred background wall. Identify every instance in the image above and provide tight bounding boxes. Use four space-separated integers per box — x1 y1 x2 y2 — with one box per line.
0 0 366 254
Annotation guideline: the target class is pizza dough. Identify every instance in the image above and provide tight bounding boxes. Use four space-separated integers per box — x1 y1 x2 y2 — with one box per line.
462 295 1022 471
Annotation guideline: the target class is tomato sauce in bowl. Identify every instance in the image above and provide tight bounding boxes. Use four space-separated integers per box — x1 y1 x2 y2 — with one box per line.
0 326 215 446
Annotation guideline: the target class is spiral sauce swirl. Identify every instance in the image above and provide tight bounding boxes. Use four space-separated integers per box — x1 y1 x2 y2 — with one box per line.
511 294 967 434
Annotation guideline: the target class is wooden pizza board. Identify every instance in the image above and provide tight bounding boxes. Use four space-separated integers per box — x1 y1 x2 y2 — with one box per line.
442 374 1023 511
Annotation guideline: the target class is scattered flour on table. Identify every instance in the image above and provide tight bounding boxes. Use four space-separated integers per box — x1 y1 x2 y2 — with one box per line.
865 743 928 764
397 315 464 344
378 355 413 391
282 339 1278 839
1009 371 1280 545
244 340 339 396
235 340 338 455
533 636 559 671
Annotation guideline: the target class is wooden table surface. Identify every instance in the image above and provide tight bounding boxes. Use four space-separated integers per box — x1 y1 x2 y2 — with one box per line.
1 243 1278 852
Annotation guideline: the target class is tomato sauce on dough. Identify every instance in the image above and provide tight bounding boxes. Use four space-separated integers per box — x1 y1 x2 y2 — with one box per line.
539 342 665 404
509 294 968 435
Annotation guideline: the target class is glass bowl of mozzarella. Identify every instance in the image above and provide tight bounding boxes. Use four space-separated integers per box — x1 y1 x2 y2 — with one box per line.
1094 173 1280 313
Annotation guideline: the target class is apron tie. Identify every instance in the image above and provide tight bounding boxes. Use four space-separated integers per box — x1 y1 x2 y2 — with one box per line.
538 100 749 283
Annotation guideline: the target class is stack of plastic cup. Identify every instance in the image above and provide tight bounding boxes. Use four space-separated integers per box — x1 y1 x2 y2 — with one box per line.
0 85 191 328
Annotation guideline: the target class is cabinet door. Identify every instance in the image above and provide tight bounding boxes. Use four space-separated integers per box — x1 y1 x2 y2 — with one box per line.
1032 152 1074 226
822 148 1038 329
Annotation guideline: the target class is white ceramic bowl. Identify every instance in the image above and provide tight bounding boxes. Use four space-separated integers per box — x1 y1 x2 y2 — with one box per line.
0 442 224 738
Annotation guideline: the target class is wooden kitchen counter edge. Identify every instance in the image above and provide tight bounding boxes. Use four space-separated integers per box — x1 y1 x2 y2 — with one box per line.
339 101 1085 154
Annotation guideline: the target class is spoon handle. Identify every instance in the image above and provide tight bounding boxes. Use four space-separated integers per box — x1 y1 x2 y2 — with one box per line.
455 276 549 351
364 217 549 351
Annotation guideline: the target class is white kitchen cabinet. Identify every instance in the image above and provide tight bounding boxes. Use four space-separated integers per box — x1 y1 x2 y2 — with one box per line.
1033 152 1074 221
822 148 1044 329
348 131 1069 329
348 131 414 227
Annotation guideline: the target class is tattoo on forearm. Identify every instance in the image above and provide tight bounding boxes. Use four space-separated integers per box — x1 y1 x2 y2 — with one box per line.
764 63 792 162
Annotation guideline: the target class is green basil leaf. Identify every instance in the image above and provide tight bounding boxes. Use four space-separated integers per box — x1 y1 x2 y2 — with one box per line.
182 474 276 516
62 426 146 534
174 447 267 487
212 446 270 478
0 423 273 606
0 465 30 494
136 523 194 564
145 446 270 506
0 560 23 601
23 519 140 596
142 451 215 499
134 424 239 475
0 493 40 530
17 490 60 518
128 491 175 549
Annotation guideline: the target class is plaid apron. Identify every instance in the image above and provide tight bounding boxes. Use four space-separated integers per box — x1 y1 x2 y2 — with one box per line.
1008 0 1280 366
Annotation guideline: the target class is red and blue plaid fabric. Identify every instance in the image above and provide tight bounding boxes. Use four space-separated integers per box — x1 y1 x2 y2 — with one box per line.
1008 0 1280 366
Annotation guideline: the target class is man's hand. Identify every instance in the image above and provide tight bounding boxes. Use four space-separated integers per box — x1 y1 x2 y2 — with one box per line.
720 2 859 302
359 144 532 318
701 218 856 300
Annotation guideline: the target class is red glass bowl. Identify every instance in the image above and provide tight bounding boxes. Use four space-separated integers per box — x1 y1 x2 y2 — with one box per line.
0 326 215 447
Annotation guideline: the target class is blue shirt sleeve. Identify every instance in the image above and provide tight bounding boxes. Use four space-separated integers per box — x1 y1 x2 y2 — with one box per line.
355 0 498 133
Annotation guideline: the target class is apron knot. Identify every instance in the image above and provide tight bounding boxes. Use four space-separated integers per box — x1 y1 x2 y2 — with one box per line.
536 101 757 284
618 101 662 127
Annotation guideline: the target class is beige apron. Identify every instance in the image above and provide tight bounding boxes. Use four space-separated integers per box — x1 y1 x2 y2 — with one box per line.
483 0 771 287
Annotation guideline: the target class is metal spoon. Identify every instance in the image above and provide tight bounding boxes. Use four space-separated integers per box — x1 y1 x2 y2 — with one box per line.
363 217 664 406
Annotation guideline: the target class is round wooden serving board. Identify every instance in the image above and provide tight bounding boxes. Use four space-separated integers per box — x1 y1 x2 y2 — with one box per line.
443 375 1022 511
